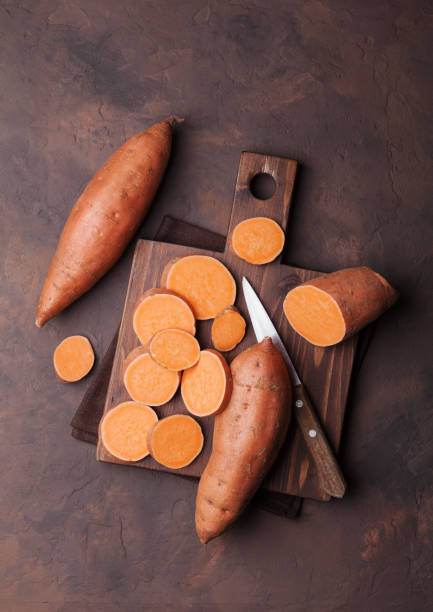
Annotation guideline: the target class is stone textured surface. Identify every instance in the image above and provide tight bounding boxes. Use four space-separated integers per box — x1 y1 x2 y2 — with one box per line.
1 1 432 610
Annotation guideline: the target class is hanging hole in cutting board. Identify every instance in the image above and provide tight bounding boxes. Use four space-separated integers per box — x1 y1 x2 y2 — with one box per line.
249 173 276 200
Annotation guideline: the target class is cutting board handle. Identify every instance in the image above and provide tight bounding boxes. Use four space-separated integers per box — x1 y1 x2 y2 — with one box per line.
225 152 298 263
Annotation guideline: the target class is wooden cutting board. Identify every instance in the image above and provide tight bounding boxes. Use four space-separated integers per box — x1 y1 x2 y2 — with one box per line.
97 152 357 501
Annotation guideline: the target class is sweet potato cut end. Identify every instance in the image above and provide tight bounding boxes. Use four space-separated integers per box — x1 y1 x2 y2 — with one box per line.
211 307 246 352
100 402 158 462
181 349 232 417
149 329 200 371
283 286 346 347
231 217 285 265
162 255 236 320
53 335 95 382
148 414 204 469
133 289 196 345
284 267 399 347
124 349 180 406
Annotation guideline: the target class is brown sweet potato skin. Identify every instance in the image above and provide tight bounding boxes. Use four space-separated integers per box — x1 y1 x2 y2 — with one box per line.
36 117 179 327
195 338 291 543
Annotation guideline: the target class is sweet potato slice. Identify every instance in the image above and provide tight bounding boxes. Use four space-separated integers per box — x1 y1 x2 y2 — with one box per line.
53 335 94 382
211 306 246 352
133 288 195 345
100 401 158 462
123 347 180 406
147 414 204 469
230 217 285 264
283 266 399 347
181 349 232 417
161 255 236 320
148 329 200 371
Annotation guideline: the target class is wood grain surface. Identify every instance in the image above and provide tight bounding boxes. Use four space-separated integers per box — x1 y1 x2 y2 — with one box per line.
97 153 357 501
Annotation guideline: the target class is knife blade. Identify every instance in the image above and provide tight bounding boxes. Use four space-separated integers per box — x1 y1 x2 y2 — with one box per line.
242 276 346 499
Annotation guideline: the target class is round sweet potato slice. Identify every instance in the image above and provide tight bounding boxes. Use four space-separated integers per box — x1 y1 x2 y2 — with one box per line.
181 349 232 417
147 414 204 469
149 329 200 371
53 335 94 382
133 288 195 345
100 401 158 462
123 346 180 406
161 255 236 320
230 217 285 264
211 306 246 352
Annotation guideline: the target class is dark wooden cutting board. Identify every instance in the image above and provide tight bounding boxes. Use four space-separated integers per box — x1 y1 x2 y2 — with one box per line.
97 152 357 501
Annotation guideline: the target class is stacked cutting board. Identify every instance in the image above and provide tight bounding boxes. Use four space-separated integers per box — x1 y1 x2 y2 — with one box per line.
97 151 358 502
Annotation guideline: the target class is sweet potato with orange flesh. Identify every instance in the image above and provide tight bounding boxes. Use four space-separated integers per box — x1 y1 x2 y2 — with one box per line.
133 288 196 345
231 217 285 265
181 350 232 417
36 117 180 328
123 346 180 406
211 306 246 352
148 329 200 371
100 401 158 462
283 266 399 347
195 338 291 543
161 255 236 320
53 335 94 382
147 414 204 469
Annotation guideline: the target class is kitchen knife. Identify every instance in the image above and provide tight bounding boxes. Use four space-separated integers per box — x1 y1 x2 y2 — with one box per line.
242 276 346 499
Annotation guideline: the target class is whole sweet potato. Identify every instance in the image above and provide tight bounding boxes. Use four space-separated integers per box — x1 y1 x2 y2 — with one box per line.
36 116 180 327
195 337 292 543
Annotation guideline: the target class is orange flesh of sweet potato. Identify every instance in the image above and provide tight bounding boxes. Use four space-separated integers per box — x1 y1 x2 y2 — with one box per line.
181 350 232 417
36 117 179 328
283 266 399 347
53 335 94 382
195 338 291 543
149 329 200 371
100 401 158 462
133 289 195 345
211 306 246 352
162 255 236 320
124 347 180 406
231 217 285 265
148 414 203 468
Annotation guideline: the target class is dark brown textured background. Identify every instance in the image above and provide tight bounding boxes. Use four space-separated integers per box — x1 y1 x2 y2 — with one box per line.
1 1 432 610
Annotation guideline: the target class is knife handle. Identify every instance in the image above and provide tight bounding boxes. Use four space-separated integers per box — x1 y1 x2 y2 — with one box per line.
293 384 347 499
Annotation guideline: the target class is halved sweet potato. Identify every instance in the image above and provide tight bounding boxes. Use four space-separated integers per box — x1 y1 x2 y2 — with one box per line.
53 335 94 382
147 414 204 469
211 306 246 352
181 349 232 417
123 346 180 406
148 329 200 371
161 255 236 320
133 288 196 346
283 266 399 347
231 217 285 264
100 401 158 462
